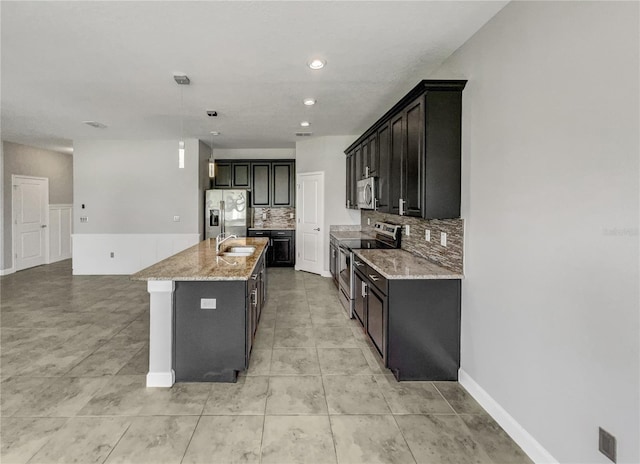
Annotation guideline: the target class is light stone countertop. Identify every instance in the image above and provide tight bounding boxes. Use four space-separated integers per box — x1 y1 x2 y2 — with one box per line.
354 249 464 280
131 237 269 281
248 227 296 231
330 231 374 241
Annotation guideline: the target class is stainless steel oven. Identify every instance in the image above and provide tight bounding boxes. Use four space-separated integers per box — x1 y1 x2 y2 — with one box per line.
336 222 402 319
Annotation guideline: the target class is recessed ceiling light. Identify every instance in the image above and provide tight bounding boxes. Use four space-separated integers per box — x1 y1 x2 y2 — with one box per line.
300 121 311 127
303 98 316 106
308 59 326 70
210 131 221 136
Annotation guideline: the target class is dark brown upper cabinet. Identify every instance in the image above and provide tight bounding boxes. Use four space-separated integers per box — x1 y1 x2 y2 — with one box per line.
271 162 294 207
213 162 232 188
212 159 295 208
232 163 251 188
344 80 466 219
251 162 271 207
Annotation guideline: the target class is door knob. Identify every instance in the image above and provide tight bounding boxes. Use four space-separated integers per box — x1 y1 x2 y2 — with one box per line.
41 225 47 228
313 227 320 231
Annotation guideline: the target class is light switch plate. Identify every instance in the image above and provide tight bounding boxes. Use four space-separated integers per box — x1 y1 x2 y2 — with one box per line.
173 215 180 222
289 213 294 219
405 225 410 237
425 230 431 241
262 212 267 220
200 298 217 309
440 232 447 247
80 216 88 223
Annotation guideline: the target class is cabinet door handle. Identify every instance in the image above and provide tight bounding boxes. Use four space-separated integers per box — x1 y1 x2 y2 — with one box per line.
361 281 367 297
368 274 380 282
365 166 370 177
399 198 405 216
313 227 320 231
354 260 363 267
251 274 258 280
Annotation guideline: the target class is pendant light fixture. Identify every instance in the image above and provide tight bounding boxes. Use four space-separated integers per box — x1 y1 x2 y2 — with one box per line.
208 131 218 178
174 74 190 169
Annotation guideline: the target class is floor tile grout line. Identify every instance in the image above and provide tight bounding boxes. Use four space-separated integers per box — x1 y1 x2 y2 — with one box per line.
97 416 133 464
179 413 203 464
432 382 459 415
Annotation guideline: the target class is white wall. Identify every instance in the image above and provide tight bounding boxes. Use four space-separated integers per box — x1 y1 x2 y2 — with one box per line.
296 136 360 273
72 139 203 274
429 2 639 463
212 148 295 160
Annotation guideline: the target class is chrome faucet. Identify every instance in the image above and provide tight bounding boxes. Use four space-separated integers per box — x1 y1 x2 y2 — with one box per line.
215 233 237 254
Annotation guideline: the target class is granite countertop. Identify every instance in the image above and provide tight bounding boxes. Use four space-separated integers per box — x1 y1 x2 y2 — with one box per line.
330 230 374 241
248 227 296 230
353 249 464 280
131 237 269 281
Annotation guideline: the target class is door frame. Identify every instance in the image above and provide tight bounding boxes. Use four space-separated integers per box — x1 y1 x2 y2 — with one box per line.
295 171 327 276
12 175 50 271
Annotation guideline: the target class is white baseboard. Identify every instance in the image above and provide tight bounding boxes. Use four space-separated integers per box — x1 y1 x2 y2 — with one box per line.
320 270 332 278
72 233 201 275
0 267 15 276
458 369 558 464
146 370 175 388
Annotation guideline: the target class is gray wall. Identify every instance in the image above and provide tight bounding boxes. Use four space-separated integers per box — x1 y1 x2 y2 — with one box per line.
296 136 361 272
429 1 639 462
2 141 73 270
73 139 201 235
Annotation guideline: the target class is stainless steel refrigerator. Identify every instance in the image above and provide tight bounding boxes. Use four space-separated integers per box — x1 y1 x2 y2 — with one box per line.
205 190 252 239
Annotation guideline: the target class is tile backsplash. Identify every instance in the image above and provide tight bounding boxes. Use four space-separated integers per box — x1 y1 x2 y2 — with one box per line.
361 210 463 274
253 207 296 228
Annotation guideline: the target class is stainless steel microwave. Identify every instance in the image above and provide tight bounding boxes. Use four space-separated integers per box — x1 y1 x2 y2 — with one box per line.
357 177 376 209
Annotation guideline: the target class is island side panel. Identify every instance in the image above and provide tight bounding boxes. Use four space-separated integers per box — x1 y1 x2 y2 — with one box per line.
173 280 247 382
147 280 176 387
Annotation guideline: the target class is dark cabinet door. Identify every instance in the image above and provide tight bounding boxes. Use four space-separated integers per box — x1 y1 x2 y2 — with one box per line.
389 114 404 215
345 153 353 209
232 163 251 188
403 96 425 217
355 144 364 181
367 134 378 177
271 237 292 266
376 123 390 212
329 244 337 280
251 163 271 207
353 271 366 327
213 163 232 188
272 162 294 207
366 285 387 360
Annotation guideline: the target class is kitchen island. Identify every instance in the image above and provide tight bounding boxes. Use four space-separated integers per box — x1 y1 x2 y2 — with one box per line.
132 237 269 386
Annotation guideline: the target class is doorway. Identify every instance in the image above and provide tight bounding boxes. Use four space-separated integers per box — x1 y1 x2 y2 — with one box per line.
12 175 49 271
295 172 325 275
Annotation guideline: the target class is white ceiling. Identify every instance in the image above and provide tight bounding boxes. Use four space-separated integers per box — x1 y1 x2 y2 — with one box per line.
1 1 508 153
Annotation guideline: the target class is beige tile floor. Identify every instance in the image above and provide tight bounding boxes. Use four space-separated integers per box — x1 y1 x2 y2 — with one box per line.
0 260 533 464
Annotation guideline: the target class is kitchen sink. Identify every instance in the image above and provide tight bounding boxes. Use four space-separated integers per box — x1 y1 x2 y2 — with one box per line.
220 252 253 257
227 246 256 253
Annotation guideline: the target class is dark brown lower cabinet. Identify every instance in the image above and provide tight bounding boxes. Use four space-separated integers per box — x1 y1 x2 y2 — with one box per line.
353 256 461 381
248 229 295 267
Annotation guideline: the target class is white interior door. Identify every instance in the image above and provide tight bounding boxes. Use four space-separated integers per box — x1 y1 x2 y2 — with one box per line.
296 172 324 275
13 176 49 271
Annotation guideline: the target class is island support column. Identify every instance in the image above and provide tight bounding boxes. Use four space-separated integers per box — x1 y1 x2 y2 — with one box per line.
146 280 175 387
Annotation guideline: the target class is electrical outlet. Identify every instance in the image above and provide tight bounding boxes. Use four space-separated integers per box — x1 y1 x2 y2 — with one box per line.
367 218 371 225
599 428 616 463
440 232 447 247
425 229 431 242
110 252 115 258
289 213 294 219
173 215 180 222
405 225 410 237
262 212 267 220
200 298 217 309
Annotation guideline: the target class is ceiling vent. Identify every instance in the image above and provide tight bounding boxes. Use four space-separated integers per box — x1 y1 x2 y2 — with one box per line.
295 132 313 137
83 121 107 129
206 111 218 117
